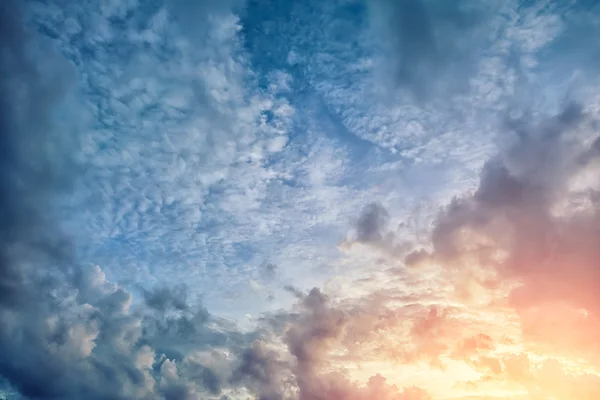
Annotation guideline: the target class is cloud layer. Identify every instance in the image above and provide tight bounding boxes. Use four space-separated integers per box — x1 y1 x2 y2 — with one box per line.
1 0 600 399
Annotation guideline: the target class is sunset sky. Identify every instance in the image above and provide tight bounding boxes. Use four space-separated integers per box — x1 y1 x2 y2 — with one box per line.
1 0 600 399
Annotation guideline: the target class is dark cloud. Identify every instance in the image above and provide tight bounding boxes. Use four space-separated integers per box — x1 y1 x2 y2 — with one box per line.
231 341 289 400
141 305 240 360
368 0 488 100
285 288 347 377
355 202 390 244
0 1 166 394
0 0 72 308
232 288 434 400
425 102 600 360
144 284 190 312
261 262 278 280
344 203 416 260
0 1 93 396
0 269 149 399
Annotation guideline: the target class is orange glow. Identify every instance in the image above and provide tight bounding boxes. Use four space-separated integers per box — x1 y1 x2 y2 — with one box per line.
307 250 600 400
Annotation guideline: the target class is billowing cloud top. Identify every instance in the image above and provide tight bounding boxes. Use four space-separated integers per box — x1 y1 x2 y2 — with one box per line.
1 0 600 399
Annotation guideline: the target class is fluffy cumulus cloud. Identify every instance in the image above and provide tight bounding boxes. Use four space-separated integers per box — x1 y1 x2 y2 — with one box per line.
2 0 600 399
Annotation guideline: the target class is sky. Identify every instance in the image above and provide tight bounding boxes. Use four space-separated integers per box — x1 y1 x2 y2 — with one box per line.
1 0 600 399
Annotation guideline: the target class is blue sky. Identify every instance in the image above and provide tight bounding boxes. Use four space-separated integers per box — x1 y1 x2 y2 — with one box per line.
2 0 600 399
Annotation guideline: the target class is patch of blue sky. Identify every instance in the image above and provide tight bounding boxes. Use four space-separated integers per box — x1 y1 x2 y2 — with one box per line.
241 0 401 181
532 2 600 90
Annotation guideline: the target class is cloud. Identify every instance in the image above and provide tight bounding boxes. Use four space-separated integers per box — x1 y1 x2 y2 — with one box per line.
340 202 409 260
460 352 600 399
420 101 600 361
231 340 289 400
1 261 248 399
3 0 600 399
0 0 74 308
354 202 390 244
0 2 139 395
367 0 489 100
144 284 190 312
232 288 434 400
